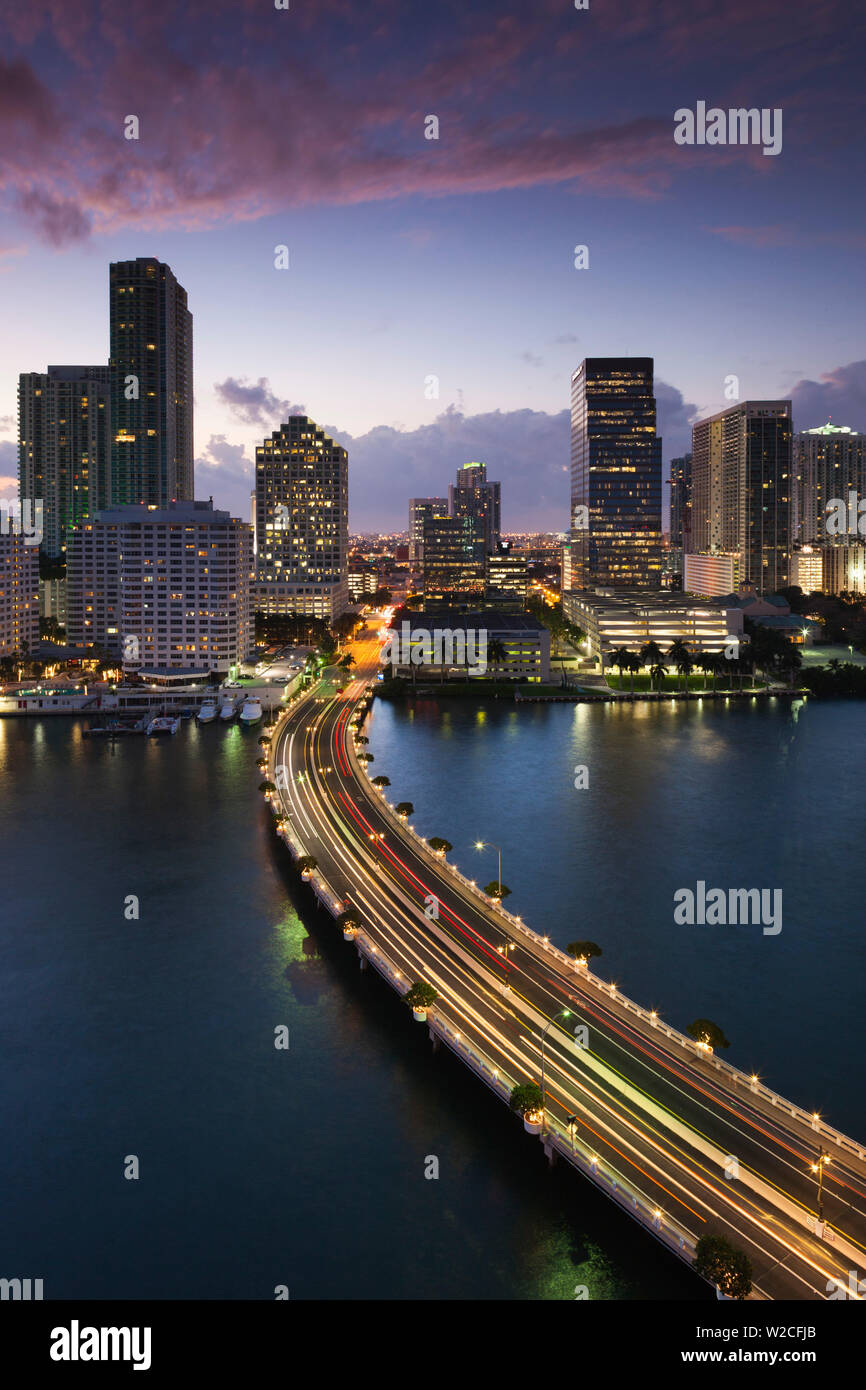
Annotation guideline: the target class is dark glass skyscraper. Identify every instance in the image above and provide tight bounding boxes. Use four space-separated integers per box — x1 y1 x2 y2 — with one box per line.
570 358 663 589
448 463 501 554
668 453 692 579
109 258 193 507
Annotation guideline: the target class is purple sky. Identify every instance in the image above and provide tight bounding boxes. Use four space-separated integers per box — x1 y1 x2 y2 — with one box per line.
1 0 865 530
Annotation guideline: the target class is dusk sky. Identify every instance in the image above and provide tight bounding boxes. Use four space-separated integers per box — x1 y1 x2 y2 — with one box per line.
1 0 865 530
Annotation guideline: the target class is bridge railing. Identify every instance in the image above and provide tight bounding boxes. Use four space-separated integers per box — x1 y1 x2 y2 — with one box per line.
348 719 866 1165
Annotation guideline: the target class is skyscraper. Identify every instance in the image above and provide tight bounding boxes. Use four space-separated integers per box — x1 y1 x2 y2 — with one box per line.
408 497 449 563
0 531 39 657
793 422 866 545
569 358 663 589
18 365 111 560
109 258 193 507
67 501 251 674
668 453 692 579
449 463 500 553
253 415 348 620
690 401 792 593
421 515 486 605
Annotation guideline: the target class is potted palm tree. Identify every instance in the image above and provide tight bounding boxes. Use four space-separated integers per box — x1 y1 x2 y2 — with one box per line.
405 980 438 1022
395 802 414 819
428 837 453 857
298 855 318 881
510 1082 545 1135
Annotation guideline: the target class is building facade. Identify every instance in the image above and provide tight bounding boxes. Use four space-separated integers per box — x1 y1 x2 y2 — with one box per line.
18 365 111 561
67 501 251 674
408 497 449 563
254 415 349 619
690 401 792 594
109 258 194 507
485 542 528 609
683 552 741 598
0 532 39 657
385 611 550 683
793 422 866 545
569 358 663 590
668 453 692 577
421 515 487 605
563 588 742 666
448 463 501 553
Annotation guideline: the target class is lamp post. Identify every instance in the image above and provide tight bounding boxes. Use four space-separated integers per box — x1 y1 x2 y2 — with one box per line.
474 839 502 898
811 1148 831 1223
540 1009 571 1136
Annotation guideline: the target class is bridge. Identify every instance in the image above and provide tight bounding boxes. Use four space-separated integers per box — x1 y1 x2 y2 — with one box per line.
265 625 866 1301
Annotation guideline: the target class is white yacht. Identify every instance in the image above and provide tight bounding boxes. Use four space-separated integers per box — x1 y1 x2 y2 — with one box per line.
239 697 263 726
146 714 181 736
197 697 218 724
219 694 237 721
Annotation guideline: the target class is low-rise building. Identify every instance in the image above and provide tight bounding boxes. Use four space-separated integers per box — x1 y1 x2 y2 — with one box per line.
683 552 741 598
563 588 742 666
384 610 550 682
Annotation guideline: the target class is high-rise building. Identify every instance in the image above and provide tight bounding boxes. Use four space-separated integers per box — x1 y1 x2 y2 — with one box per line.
793 422 866 545
422 515 486 605
18 365 111 560
109 258 194 508
449 463 501 553
0 532 39 657
408 497 449 563
570 358 663 589
67 500 251 674
668 453 692 576
689 401 792 594
485 542 528 610
252 415 348 620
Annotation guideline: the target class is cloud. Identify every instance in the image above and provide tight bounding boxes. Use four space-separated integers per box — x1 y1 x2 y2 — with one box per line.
655 379 700 465
214 377 304 430
520 351 544 368
0 440 17 477
789 361 866 434
0 414 15 432
193 435 253 516
552 334 579 345
16 188 91 245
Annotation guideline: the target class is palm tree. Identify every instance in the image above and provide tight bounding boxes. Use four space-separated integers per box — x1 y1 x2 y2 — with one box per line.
649 660 668 693
609 646 631 691
627 652 641 695
667 639 692 694
486 638 508 678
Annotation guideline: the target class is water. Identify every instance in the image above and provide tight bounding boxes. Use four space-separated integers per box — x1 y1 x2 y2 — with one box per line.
3 696 861 1299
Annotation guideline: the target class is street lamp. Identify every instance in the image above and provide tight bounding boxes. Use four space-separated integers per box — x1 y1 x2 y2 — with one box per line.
810 1148 831 1223
474 839 502 898
540 1009 571 1136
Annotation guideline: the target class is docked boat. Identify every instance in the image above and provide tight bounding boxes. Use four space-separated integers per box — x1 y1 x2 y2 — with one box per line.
197 697 218 724
239 697 263 726
218 695 237 721
146 715 181 736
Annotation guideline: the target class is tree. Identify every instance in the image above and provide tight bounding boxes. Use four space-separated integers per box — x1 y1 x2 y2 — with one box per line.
566 940 602 963
339 653 355 669
483 880 512 901
486 638 508 672
649 661 668 693
687 1018 730 1051
639 640 664 670
668 639 693 693
428 836 453 855
609 646 631 690
509 1082 544 1118
405 981 438 1010
371 587 392 606
694 1234 753 1300
259 781 276 794
298 855 318 874
337 910 360 931
626 652 641 695
372 775 391 788
395 802 414 817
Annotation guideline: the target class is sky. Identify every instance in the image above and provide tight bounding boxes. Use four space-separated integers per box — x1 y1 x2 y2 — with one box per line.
1 0 865 531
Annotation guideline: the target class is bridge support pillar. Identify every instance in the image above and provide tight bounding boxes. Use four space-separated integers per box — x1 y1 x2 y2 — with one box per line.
428 1029 440 1053
543 1139 557 1167
358 951 367 971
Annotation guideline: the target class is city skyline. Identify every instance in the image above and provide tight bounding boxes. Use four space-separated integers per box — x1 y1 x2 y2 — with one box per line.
1 1 866 530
